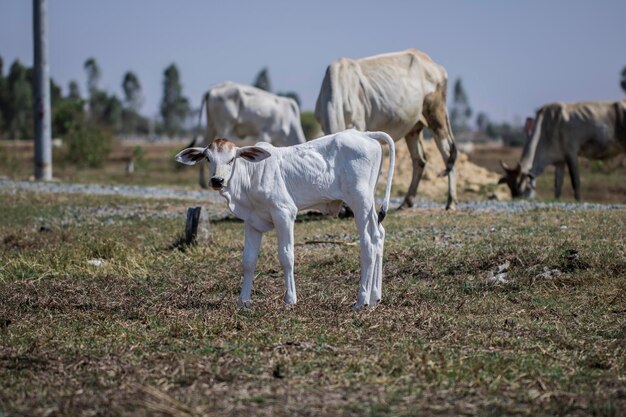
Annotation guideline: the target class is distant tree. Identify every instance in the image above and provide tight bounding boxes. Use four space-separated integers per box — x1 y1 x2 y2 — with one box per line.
122 71 143 112
160 64 190 137
52 94 85 137
104 94 123 132
484 121 526 147
278 91 301 108
83 58 101 94
476 112 489 132
450 78 472 133
0 56 5 133
68 80 81 100
121 71 146 135
6 60 33 139
300 111 320 140
82 59 121 130
621 66 626 94
253 67 272 92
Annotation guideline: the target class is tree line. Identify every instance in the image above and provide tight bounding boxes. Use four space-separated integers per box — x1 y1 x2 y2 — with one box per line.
1 55 624 145
0 56 196 140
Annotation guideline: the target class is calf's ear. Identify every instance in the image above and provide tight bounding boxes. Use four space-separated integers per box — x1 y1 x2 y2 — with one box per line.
175 147 206 165
498 176 508 184
237 146 271 163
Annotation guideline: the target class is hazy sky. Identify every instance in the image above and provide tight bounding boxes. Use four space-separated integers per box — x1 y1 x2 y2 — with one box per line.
2 1 625 124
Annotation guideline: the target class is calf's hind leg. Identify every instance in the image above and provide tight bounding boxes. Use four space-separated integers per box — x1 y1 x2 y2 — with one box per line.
370 221 385 305
351 202 383 311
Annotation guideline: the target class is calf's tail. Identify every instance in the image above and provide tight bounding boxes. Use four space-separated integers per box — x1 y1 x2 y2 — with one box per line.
366 131 395 224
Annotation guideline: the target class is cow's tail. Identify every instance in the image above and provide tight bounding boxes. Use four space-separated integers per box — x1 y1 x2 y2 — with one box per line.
441 108 457 177
187 92 209 148
367 131 395 224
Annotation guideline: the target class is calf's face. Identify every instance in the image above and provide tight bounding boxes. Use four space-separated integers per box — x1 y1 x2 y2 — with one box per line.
175 138 271 190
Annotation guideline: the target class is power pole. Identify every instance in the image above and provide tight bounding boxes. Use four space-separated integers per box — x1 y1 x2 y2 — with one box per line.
33 0 52 180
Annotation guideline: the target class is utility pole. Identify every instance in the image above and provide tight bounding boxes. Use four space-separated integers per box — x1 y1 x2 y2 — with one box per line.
33 0 52 180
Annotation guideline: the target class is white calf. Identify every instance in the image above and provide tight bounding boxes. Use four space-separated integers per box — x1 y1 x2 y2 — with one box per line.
176 129 395 310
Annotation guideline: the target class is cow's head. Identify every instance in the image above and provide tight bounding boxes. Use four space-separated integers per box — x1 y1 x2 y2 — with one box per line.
498 117 538 198
498 161 536 198
175 138 271 191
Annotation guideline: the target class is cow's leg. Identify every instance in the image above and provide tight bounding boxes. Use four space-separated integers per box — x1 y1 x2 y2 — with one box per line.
566 155 582 201
370 221 385 305
423 92 458 210
554 162 565 199
238 222 263 308
399 123 427 209
433 137 458 210
272 209 298 305
351 202 380 310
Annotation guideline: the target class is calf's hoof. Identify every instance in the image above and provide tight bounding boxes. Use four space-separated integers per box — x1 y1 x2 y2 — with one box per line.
351 302 368 312
283 294 297 305
236 297 251 309
445 201 458 211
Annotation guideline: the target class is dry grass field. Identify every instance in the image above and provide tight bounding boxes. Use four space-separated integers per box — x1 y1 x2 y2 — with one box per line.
1 189 625 416
0 140 625 416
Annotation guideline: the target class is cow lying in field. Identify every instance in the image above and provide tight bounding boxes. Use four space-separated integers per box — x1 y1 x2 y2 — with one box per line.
500 100 626 200
176 129 395 310
193 82 306 189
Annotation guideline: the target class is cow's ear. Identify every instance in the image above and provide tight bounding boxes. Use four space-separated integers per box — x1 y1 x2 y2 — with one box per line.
175 147 206 165
237 146 271 163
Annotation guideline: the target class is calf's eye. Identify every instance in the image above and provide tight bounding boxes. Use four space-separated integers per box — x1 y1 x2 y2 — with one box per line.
227 157 235 165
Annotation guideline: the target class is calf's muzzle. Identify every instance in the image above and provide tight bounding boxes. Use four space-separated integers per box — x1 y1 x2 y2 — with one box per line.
210 176 224 189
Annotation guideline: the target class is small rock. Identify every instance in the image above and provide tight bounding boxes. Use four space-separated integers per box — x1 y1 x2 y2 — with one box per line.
487 271 508 284
536 267 562 279
487 260 510 284
87 259 104 267
496 260 510 274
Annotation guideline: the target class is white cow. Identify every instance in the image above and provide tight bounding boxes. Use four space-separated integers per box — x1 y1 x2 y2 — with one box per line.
176 129 395 310
195 81 306 188
315 49 458 209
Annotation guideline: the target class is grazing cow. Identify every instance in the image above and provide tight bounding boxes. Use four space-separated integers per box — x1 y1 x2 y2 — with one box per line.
315 49 458 209
175 129 396 310
499 100 626 200
195 82 306 188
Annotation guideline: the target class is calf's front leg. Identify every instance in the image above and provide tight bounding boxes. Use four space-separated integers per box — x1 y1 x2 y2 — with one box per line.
272 209 297 305
238 223 263 308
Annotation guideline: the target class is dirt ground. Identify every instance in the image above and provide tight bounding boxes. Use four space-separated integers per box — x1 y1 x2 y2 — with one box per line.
381 138 510 202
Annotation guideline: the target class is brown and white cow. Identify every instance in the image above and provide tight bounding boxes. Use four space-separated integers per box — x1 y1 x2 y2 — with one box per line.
314 49 458 210
500 100 626 201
